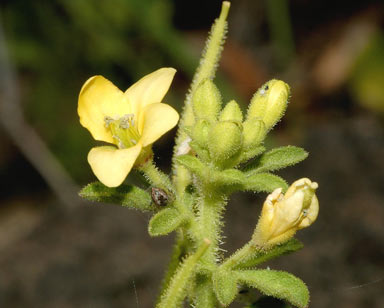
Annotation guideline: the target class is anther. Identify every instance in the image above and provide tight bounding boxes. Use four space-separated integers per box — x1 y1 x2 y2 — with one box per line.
104 116 114 128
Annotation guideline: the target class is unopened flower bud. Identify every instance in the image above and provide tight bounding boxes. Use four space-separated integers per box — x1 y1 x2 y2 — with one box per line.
242 118 266 149
192 119 211 149
219 100 243 122
193 79 222 121
247 80 290 130
208 121 242 163
253 178 319 247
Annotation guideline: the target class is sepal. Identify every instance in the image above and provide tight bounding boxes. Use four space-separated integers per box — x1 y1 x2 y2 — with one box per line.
79 182 153 211
208 121 243 165
242 118 266 150
193 79 222 121
219 100 243 122
192 119 212 149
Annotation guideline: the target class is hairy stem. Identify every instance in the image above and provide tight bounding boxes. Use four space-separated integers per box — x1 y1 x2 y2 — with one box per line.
197 190 226 265
172 1 230 193
139 160 174 194
157 239 210 308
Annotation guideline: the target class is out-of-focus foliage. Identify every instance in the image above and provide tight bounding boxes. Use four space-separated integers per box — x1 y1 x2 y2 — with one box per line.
1 0 196 181
349 31 384 114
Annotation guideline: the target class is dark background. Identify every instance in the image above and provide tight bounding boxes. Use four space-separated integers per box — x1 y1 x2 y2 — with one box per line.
0 0 384 307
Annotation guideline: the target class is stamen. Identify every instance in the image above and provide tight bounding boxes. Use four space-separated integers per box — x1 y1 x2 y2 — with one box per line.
119 141 126 149
104 116 114 128
119 114 135 129
112 135 124 148
105 114 140 148
119 121 130 129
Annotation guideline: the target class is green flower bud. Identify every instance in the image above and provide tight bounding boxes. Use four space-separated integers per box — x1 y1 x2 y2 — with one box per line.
242 118 266 149
193 79 222 121
208 121 242 163
247 79 290 130
219 100 243 122
192 119 211 149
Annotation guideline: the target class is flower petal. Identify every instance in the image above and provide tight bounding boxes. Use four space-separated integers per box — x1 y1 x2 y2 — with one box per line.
139 103 179 147
124 68 176 113
78 76 131 143
87 144 142 187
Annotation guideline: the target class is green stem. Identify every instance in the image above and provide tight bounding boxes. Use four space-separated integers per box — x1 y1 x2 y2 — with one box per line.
156 231 188 304
172 1 231 193
197 188 226 266
157 239 211 308
139 160 174 194
221 242 254 270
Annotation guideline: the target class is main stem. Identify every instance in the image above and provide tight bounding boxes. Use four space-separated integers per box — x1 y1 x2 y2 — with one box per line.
172 1 230 195
197 189 225 265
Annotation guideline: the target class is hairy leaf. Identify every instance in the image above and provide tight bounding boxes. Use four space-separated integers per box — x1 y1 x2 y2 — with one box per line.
149 208 184 236
247 146 308 174
176 155 205 176
79 182 153 211
212 168 245 186
212 268 238 306
243 173 288 193
236 269 309 308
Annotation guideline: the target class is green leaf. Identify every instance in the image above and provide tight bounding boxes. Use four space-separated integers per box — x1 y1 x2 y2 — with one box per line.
212 269 238 306
235 239 303 269
148 208 184 236
79 182 153 211
238 146 266 164
235 269 309 308
247 146 308 174
176 154 205 176
212 169 245 187
243 173 288 193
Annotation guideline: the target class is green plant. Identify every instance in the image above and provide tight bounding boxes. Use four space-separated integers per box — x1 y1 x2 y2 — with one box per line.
79 2 319 307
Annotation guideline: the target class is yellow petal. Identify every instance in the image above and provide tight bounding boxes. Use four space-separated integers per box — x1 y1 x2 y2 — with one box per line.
139 103 179 147
87 144 142 187
78 76 131 143
124 68 176 113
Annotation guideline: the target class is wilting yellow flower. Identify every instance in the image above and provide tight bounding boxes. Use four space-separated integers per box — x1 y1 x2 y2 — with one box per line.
253 178 319 247
78 68 179 187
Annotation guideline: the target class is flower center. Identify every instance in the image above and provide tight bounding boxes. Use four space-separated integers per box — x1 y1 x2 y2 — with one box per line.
104 114 141 148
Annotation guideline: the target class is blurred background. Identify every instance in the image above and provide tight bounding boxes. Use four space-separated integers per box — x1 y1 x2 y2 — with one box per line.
0 0 384 307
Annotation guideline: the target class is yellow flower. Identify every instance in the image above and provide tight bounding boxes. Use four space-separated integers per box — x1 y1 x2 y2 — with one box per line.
78 68 179 187
253 178 319 247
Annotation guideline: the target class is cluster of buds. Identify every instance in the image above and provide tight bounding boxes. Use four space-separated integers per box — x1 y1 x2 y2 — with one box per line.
253 178 319 247
189 79 290 168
